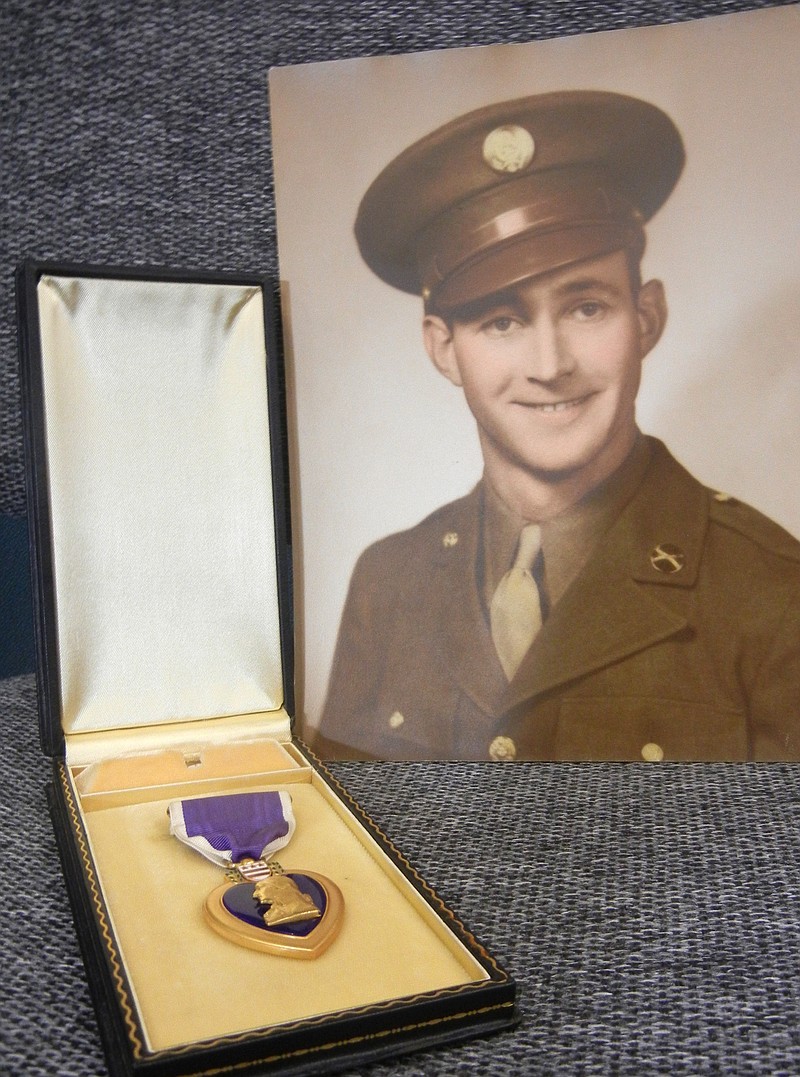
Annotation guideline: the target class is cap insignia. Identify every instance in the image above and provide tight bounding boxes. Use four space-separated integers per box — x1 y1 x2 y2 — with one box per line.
482 124 535 173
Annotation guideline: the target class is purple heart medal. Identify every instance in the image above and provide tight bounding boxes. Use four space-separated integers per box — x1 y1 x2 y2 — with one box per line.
168 791 343 959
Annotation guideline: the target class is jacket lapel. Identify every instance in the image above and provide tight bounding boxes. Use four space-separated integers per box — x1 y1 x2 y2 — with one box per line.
427 487 509 714
503 441 708 711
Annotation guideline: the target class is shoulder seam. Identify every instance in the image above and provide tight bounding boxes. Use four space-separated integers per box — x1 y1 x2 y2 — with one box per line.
707 493 800 564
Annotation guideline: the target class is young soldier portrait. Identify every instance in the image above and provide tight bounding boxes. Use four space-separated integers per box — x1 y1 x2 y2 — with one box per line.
313 90 800 762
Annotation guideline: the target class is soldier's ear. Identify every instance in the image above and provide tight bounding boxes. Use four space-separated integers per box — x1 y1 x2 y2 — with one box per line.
423 315 463 386
636 279 667 358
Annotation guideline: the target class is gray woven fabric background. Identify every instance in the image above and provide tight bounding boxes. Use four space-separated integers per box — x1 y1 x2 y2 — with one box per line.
2 2 799 1075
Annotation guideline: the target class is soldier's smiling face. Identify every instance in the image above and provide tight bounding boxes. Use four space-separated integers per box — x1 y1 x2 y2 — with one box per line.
423 250 666 491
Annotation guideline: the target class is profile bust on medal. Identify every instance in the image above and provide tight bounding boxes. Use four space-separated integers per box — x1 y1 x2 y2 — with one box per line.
315 91 800 763
252 869 321 927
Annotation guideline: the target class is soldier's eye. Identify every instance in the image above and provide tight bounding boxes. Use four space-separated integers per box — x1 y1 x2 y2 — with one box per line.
483 315 517 334
571 300 606 320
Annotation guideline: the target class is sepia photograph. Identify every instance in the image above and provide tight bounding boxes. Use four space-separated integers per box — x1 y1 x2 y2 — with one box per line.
270 5 800 761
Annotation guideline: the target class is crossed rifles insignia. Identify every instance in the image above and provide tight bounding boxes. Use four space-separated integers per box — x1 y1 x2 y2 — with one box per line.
649 543 686 574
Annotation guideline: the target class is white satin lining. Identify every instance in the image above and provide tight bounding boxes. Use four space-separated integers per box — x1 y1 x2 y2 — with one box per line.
38 275 284 734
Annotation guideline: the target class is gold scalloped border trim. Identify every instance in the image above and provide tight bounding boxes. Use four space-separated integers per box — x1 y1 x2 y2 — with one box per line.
160 975 507 1060
58 761 146 1057
186 999 517 1076
57 752 514 1069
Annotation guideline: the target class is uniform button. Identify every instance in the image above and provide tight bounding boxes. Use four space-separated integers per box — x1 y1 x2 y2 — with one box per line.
442 531 459 548
388 711 405 729
641 742 664 762
489 735 517 761
713 491 738 505
649 543 686 574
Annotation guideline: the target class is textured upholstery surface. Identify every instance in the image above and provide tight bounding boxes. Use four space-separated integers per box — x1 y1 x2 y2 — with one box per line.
2 2 798 1074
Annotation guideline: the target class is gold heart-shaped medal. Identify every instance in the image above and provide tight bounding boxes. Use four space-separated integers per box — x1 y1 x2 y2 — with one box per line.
205 859 343 959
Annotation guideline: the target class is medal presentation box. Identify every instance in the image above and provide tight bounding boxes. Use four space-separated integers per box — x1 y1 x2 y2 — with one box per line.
16 261 516 1077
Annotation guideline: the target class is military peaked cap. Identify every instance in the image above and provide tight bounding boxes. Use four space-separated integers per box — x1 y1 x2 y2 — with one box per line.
355 90 685 312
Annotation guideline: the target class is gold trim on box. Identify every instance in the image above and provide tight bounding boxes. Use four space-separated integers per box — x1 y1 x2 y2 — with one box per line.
60 755 511 1068
186 1000 517 1076
59 762 146 1058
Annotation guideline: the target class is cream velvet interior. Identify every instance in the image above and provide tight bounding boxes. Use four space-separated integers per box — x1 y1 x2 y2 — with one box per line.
37 275 284 734
72 753 488 1053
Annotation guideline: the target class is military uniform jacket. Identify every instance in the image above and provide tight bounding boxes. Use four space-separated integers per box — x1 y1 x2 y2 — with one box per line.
317 439 800 761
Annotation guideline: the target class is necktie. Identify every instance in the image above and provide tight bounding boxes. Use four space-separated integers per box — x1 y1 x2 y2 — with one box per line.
490 523 543 680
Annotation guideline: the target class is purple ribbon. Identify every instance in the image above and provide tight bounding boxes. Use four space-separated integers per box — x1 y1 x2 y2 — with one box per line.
180 792 291 862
